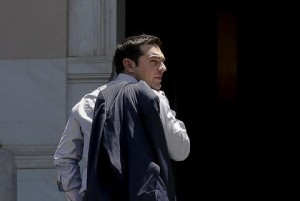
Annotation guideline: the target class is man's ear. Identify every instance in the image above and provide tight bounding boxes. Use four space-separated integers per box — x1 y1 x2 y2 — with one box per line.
123 58 135 74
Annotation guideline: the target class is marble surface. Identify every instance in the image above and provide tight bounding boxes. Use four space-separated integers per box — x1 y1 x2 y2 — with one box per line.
0 58 67 201
18 169 65 201
0 57 113 201
0 1 118 200
0 58 67 146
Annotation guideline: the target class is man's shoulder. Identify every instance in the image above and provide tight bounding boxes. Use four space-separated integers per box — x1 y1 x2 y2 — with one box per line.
71 85 107 112
87 85 107 98
132 81 159 105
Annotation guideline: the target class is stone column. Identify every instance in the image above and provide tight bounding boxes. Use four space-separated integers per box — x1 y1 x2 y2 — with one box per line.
68 0 117 57
66 0 117 113
0 145 17 201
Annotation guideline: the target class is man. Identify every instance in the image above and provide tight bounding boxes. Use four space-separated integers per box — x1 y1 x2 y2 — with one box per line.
54 34 190 201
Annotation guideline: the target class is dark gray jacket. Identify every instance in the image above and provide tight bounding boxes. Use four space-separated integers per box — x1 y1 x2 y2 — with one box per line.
85 80 176 201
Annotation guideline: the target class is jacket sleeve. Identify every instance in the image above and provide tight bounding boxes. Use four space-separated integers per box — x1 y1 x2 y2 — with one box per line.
54 113 83 200
153 90 190 161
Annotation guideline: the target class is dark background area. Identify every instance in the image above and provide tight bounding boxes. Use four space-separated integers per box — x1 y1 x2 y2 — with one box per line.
126 2 244 200
125 1 297 200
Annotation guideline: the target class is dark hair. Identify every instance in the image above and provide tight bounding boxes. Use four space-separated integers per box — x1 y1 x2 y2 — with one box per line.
113 34 162 74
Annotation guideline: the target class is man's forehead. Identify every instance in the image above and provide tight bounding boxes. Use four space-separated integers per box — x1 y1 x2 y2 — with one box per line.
141 45 164 58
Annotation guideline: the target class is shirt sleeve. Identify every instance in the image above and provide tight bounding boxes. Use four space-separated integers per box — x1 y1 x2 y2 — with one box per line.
153 90 190 161
54 113 83 197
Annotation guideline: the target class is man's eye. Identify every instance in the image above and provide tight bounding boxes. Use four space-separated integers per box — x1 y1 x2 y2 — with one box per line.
150 60 158 64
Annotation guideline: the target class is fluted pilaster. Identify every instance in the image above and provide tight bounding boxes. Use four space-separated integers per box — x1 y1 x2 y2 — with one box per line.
68 0 117 57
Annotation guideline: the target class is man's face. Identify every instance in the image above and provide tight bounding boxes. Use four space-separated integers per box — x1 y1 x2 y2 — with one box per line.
133 44 167 90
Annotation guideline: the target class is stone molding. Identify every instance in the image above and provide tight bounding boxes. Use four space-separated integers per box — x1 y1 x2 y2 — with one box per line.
4 146 56 169
67 56 113 83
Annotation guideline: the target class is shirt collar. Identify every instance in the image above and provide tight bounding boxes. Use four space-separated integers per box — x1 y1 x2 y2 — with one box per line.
115 73 138 83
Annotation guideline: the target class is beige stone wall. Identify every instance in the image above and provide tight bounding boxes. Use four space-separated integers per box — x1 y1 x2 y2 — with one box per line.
0 0 67 59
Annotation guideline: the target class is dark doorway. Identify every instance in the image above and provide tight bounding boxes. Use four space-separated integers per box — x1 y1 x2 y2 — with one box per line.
125 1 241 200
125 1 298 200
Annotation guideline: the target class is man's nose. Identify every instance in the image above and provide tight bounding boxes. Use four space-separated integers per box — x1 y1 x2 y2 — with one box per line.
159 63 167 72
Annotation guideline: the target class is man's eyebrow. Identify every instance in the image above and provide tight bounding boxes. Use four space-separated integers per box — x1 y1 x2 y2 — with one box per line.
148 54 165 61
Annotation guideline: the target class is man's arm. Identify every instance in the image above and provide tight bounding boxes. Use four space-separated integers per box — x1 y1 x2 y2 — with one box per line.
54 114 83 201
153 90 190 161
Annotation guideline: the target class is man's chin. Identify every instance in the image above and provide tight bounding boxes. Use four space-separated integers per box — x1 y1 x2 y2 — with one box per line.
147 82 161 91
152 85 161 91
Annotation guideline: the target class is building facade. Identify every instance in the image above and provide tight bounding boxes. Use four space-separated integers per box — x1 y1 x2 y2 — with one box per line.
0 0 123 200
